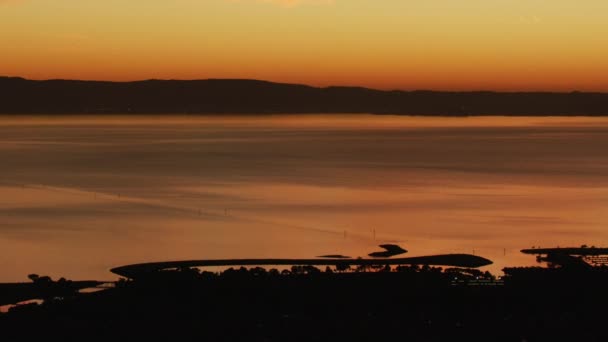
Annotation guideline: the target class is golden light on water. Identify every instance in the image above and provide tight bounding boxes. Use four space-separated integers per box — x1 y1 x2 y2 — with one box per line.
1 115 608 281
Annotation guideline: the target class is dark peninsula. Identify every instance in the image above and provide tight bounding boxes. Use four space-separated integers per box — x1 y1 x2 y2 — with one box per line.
4 245 608 341
1 76 608 115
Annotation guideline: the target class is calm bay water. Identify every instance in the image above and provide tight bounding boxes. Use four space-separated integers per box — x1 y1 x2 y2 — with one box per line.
1 115 608 281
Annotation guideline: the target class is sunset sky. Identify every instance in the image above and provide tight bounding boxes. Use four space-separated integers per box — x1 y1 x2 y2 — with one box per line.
1 0 607 91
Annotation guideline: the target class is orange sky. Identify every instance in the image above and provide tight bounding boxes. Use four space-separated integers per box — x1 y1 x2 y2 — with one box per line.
1 0 607 91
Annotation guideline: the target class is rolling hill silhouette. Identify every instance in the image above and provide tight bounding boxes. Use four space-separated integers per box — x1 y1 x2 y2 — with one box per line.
1 76 607 115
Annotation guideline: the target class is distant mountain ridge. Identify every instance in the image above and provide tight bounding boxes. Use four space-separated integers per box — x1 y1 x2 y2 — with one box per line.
1 76 607 115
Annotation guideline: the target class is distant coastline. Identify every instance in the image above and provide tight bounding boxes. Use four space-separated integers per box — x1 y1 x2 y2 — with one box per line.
1 76 607 115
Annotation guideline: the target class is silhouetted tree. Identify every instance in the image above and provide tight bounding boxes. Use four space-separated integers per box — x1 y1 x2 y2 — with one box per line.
335 263 351 273
250 267 267 277
303 266 321 275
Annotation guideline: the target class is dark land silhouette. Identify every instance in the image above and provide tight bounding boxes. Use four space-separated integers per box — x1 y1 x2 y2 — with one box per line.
518 246 608 269
368 244 408 258
3 246 608 341
3 264 608 341
109 253 491 279
2 76 608 115
0 275 103 307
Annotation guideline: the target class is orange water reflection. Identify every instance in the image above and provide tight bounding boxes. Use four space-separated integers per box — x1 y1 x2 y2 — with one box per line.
1 115 607 281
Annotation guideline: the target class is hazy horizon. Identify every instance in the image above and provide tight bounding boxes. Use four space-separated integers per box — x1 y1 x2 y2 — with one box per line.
2 1 607 91
3 75 608 94
2 1 608 283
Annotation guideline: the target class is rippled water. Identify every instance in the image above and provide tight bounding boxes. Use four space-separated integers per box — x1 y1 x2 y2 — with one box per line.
1 115 607 281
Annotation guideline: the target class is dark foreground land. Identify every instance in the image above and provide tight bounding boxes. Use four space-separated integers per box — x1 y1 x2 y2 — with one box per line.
2 77 608 115
0 278 103 307
2 266 608 342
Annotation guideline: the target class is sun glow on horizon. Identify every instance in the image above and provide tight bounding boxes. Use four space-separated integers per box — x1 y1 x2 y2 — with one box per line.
1 0 607 91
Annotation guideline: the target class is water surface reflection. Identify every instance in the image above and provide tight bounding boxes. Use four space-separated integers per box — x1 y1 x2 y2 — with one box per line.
1 115 607 281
